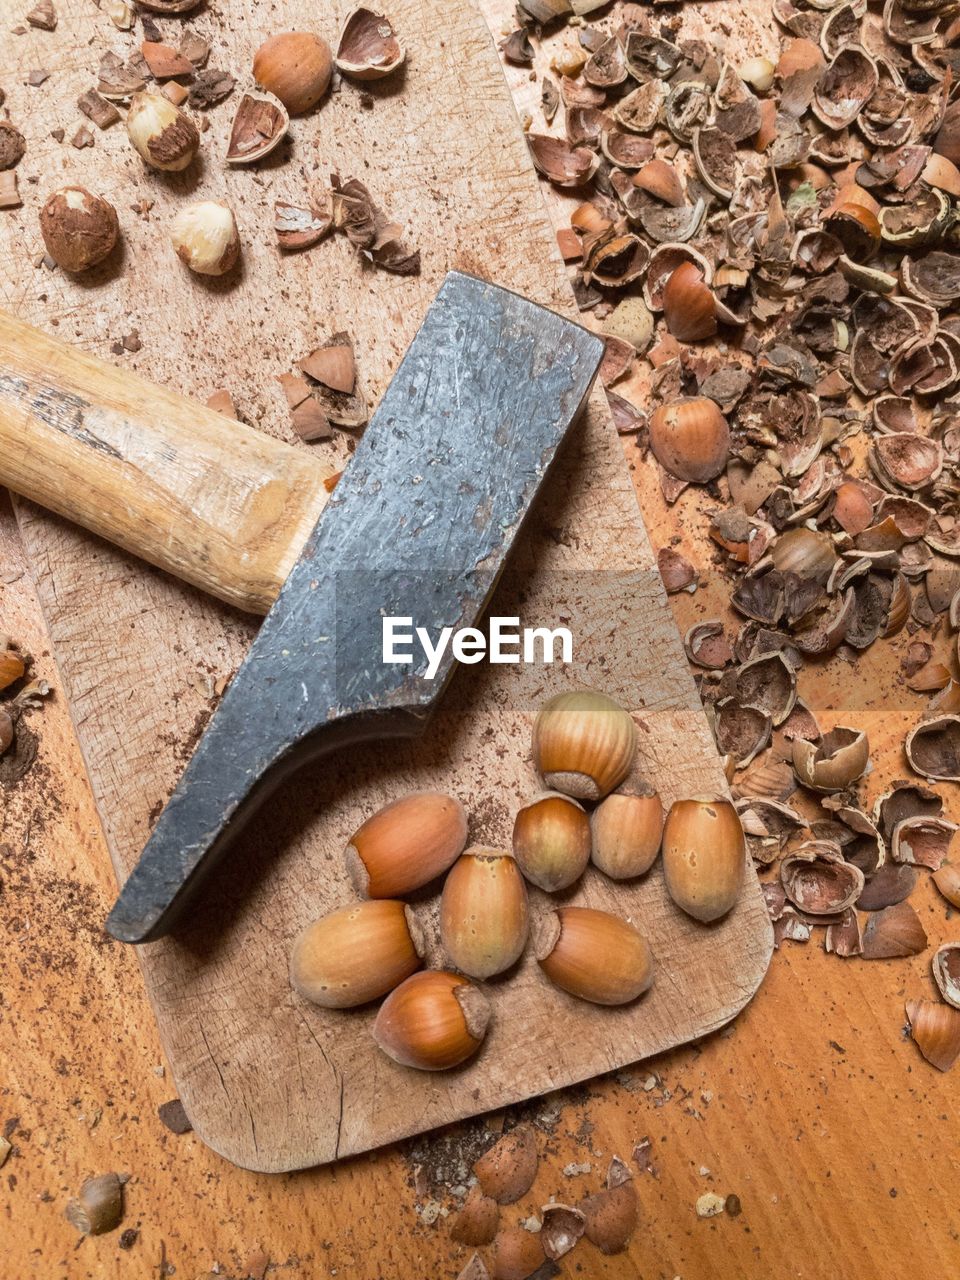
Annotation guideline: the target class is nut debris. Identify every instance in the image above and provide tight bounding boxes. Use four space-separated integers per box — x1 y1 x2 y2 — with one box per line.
274 200 331 251
861 902 928 960
450 1185 499 1247
157 1098 192 1134
906 999 960 1073
456 1256 491 1280
336 8 405 81
77 90 120 129
491 1225 546 1280
540 1204 585 1260
932 944 960 1011
696 1192 726 1218
26 1 56 30
475 1127 538 1205
65 1173 124 1235
0 172 21 210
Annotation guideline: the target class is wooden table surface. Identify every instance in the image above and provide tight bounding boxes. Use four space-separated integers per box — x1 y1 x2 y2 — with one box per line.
3 1 959 1278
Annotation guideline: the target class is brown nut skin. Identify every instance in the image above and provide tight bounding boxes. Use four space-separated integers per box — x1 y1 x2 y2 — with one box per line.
512 792 591 892
440 848 529 979
648 397 729 483
345 791 468 898
372 970 490 1071
535 907 654 1005
590 789 663 879
253 32 333 115
662 797 745 923
0 120 26 170
533 689 637 801
290 899 423 1008
39 187 119 273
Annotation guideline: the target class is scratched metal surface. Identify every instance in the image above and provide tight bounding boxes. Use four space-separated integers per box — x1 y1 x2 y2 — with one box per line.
107 274 604 942
0 0 771 1170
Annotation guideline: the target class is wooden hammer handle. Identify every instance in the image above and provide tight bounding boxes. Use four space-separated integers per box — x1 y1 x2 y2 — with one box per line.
0 311 331 615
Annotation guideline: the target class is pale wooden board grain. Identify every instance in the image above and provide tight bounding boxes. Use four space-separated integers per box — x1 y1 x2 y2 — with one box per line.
0 0 771 1171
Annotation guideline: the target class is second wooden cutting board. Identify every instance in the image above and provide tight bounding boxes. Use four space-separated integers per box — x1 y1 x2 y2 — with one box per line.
0 0 772 1169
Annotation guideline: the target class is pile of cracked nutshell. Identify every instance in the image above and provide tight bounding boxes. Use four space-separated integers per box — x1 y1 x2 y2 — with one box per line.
501 0 960 1074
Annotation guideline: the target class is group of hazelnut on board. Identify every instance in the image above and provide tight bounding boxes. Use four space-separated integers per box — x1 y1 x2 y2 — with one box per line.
38 19 400 276
290 689 745 1072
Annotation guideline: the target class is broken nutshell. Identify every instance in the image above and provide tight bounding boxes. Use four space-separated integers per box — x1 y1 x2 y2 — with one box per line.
905 998 960 1073
65 1173 124 1236
336 8 405 80
227 92 289 164
274 200 331 250
474 1126 538 1205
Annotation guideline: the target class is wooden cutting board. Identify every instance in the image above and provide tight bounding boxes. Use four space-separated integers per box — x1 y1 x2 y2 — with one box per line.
0 0 772 1171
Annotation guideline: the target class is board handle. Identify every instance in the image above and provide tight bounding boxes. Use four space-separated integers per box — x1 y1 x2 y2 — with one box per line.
0 311 331 615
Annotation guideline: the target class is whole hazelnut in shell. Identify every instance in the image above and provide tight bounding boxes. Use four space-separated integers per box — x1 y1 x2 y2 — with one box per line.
662 796 745 922
253 32 333 115
648 397 729 483
532 689 637 802
39 187 119 272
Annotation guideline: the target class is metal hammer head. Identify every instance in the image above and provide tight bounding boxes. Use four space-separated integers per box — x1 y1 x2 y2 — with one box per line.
106 272 604 943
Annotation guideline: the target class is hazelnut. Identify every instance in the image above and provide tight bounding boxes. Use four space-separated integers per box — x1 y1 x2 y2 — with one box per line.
126 90 200 171
590 788 663 880
739 56 775 93
662 797 745 922
290 899 424 1008
344 791 468 898
170 200 240 276
253 31 333 115
535 907 654 1005
663 262 717 342
532 688 637 802
648 397 729 484
440 848 529 979
0 120 26 170
39 187 119 273
371 970 490 1071
512 792 591 892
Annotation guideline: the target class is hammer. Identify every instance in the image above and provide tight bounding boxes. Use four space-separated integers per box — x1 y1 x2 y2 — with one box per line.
0 273 604 943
